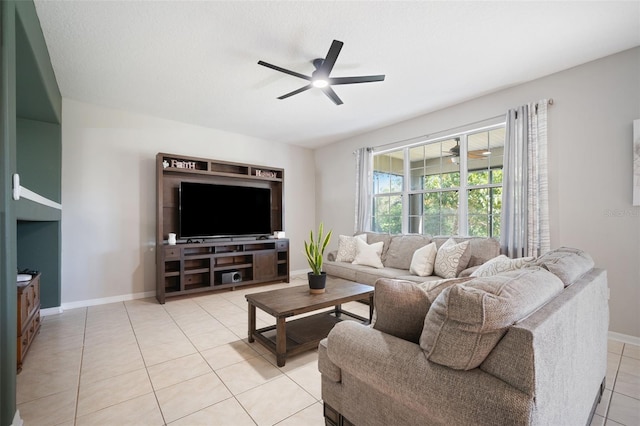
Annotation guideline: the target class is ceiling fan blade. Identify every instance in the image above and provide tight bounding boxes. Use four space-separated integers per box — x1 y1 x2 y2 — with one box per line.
469 150 490 159
321 86 343 105
277 84 313 100
317 40 343 77
258 61 311 81
329 75 386 85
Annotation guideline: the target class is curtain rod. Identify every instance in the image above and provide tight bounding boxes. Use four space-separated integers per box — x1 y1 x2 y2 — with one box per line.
360 98 554 154
365 114 506 153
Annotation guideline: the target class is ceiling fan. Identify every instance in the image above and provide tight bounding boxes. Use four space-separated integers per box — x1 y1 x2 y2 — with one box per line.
447 138 489 159
257 39 385 105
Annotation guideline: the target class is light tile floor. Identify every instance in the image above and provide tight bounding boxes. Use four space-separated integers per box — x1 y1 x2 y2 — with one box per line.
16 276 640 426
16 276 366 426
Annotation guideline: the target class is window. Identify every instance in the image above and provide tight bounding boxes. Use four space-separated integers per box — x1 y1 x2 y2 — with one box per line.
372 153 403 233
371 125 505 238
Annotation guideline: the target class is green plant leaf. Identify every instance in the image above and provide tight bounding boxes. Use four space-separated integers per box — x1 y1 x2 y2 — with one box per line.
304 222 332 275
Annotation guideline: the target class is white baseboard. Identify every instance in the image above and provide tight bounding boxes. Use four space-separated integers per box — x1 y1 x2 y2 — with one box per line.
40 306 63 316
41 290 156 314
290 268 311 277
608 331 640 346
42 275 311 314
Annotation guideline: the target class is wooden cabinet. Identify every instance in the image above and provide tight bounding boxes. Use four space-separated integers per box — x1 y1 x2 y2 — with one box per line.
156 153 289 304
17 273 41 372
158 239 289 303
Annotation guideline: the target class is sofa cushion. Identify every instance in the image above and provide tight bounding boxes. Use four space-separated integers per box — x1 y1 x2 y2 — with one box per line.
352 239 384 269
372 279 431 343
394 274 444 284
409 242 437 277
323 260 358 282
357 266 408 286
471 255 535 277
335 234 368 263
434 238 471 278
373 277 472 344
529 247 594 286
420 267 564 370
434 237 500 267
415 277 474 304
384 234 432 270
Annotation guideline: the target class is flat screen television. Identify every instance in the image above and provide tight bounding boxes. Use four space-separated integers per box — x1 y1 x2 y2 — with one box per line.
179 182 272 239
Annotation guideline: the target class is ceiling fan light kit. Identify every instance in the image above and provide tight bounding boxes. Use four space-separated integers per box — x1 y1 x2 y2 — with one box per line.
258 40 385 105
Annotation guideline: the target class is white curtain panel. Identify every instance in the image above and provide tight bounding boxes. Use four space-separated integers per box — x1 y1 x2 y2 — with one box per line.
354 147 373 233
501 100 550 258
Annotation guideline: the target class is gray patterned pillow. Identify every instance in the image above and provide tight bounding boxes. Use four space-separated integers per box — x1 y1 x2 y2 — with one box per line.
434 238 471 278
471 255 535 277
529 247 594 286
420 267 564 370
335 234 367 263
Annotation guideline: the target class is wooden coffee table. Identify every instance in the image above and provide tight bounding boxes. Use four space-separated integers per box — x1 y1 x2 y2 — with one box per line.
246 280 373 366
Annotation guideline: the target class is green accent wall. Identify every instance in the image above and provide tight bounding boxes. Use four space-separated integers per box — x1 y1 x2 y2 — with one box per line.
17 119 62 203
1 2 19 423
1 1 62 424
17 221 61 308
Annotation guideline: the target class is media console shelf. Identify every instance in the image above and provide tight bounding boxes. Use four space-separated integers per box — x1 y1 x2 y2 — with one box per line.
156 153 288 304
160 239 289 302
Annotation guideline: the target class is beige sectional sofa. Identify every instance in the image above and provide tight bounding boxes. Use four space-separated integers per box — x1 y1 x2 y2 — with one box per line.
319 247 609 426
324 232 500 286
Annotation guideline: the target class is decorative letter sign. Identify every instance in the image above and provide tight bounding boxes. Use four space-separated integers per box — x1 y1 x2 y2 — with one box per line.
169 159 197 170
255 169 277 178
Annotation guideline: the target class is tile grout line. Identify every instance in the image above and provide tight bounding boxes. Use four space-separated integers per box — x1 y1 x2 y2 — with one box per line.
72 307 88 426
166 298 260 425
124 300 169 426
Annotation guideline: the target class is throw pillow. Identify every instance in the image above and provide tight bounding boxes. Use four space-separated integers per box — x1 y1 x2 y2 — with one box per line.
420 267 563 370
470 255 535 277
434 238 471 279
352 239 384 269
409 242 438 277
529 247 594 286
335 234 367 263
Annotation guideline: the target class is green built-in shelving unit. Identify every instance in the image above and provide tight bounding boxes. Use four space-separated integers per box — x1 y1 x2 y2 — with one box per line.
1 1 62 424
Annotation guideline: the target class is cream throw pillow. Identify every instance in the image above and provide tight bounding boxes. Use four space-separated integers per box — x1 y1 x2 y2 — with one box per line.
335 234 367 263
409 242 437 277
434 238 471 279
470 255 535 277
352 239 384 269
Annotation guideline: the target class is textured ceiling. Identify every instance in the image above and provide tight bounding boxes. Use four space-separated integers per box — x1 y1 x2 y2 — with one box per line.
34 1 640 149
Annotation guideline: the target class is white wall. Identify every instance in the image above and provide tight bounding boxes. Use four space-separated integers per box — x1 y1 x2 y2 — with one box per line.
61 99 315 304
316 47 640 338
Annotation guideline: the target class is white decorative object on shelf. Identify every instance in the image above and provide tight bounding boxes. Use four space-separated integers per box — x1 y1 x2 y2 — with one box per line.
168 233 177 245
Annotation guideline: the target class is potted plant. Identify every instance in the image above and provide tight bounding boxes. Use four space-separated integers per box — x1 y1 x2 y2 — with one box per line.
304 222 332 294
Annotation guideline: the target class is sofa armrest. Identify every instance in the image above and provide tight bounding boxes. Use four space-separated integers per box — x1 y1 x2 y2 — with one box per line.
318 338 341 382
323 321 533 424
326 322 426 389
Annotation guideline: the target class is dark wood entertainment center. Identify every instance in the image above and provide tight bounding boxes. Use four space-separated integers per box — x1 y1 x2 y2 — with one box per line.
156 153 289 304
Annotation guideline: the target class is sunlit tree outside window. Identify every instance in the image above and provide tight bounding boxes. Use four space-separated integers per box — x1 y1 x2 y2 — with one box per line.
372 126 504 238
